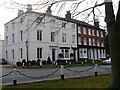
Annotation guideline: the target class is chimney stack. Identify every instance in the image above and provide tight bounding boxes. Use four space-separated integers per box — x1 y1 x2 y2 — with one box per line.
26 4 32 11
18 10 24 16
65 11 71 20
94 19 99 28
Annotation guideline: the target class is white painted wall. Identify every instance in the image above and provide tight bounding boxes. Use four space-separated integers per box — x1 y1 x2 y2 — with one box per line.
3 11 77 64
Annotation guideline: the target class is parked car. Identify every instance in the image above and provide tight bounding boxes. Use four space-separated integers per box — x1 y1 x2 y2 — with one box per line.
102 58 111 65
0 59 7 65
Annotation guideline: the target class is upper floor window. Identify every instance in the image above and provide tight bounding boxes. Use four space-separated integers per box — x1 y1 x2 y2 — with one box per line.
88 28 91 35
6 36 8 45
20 31 23 41
78 37 81 45
78 26 81 33
92 38 95 46
72 23 75 29
62 22 67 28
92 29 95 36
83 27 86 34
51 32 55 42
6 26 8 32
62 33 66 43
72 35 75 44
84 38 87 45
101 31 103 37
12 34 15 43
37 30 42 41
97 30 99 36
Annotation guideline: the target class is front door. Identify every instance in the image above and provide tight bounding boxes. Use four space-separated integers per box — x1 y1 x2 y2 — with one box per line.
52 49 56 62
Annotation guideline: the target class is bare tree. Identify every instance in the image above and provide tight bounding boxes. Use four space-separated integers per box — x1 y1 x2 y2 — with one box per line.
105 0 120 88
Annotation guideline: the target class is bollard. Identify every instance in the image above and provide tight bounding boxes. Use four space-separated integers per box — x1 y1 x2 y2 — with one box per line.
60 65 64 80
13 69 17 85
94 64 98 76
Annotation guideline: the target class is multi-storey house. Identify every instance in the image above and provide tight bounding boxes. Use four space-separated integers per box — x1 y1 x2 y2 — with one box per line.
2 5 106 65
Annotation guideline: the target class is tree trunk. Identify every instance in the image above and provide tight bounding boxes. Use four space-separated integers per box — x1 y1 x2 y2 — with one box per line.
105 1 120 88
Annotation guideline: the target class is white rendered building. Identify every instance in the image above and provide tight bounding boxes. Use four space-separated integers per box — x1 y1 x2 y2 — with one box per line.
3 9 78 65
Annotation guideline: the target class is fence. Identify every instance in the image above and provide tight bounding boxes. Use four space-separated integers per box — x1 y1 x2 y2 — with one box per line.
1 64 111 85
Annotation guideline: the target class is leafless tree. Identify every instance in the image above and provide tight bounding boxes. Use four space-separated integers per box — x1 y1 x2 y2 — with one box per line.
2 0 120 88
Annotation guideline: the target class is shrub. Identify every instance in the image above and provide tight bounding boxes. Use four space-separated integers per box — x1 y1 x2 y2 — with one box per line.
22 59 26 63
31 60 37 65
58 53 63 58
47 57 52 64
16 61 22 66
37 59 41 65
42 61 47 65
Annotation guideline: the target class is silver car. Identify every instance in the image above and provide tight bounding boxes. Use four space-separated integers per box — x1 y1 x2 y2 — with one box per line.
102 58 111 65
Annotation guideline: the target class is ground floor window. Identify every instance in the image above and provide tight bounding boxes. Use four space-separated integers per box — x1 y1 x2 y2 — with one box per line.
37 48 42 59
61 49 69 58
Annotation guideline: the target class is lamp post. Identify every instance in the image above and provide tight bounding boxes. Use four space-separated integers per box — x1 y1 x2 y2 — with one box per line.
25 40 29 64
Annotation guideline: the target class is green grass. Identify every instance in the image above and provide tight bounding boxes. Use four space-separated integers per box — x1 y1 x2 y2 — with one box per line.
3 74 111 89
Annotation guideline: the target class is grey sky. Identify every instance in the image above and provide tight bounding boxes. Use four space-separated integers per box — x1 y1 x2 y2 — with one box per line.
0 0 119 39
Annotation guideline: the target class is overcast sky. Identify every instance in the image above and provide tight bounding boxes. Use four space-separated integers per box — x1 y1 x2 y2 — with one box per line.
0 0 119 40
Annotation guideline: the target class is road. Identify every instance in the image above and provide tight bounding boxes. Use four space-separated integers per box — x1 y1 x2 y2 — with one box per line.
1 65 111 85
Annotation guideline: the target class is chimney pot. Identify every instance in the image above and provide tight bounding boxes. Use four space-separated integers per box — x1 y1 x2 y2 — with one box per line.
18 10 24 16
26 4 32 11
65 11 71 20
94 19 99 28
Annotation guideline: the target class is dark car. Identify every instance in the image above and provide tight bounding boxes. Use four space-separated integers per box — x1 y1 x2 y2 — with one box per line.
0 59 7 65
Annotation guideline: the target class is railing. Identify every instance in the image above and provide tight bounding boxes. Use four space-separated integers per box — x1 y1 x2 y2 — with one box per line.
1 64 111 85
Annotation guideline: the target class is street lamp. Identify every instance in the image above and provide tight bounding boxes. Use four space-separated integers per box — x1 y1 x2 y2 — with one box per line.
25 40 29 64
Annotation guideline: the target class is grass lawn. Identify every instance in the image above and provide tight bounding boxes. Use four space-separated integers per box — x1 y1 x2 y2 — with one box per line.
22 60 102 69
3 74 111 89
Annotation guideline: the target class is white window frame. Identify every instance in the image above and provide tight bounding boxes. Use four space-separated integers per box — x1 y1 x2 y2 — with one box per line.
89 38 92 45
84 38 87 45
101 31 103 37
12 49 14 59
88 28 91 35
97 30 99 36
37 30 42 41
51 32 55 42
92 38 95 46
92 29 95 36
78 26 81 33
12 34 15 43
83 27 86 34
78 37 81 45
37 48 42 59
62 33 66 43
72 35 75 44
61 49 69 58
20 31 23 41
6 51 8 60
6 36 8 45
